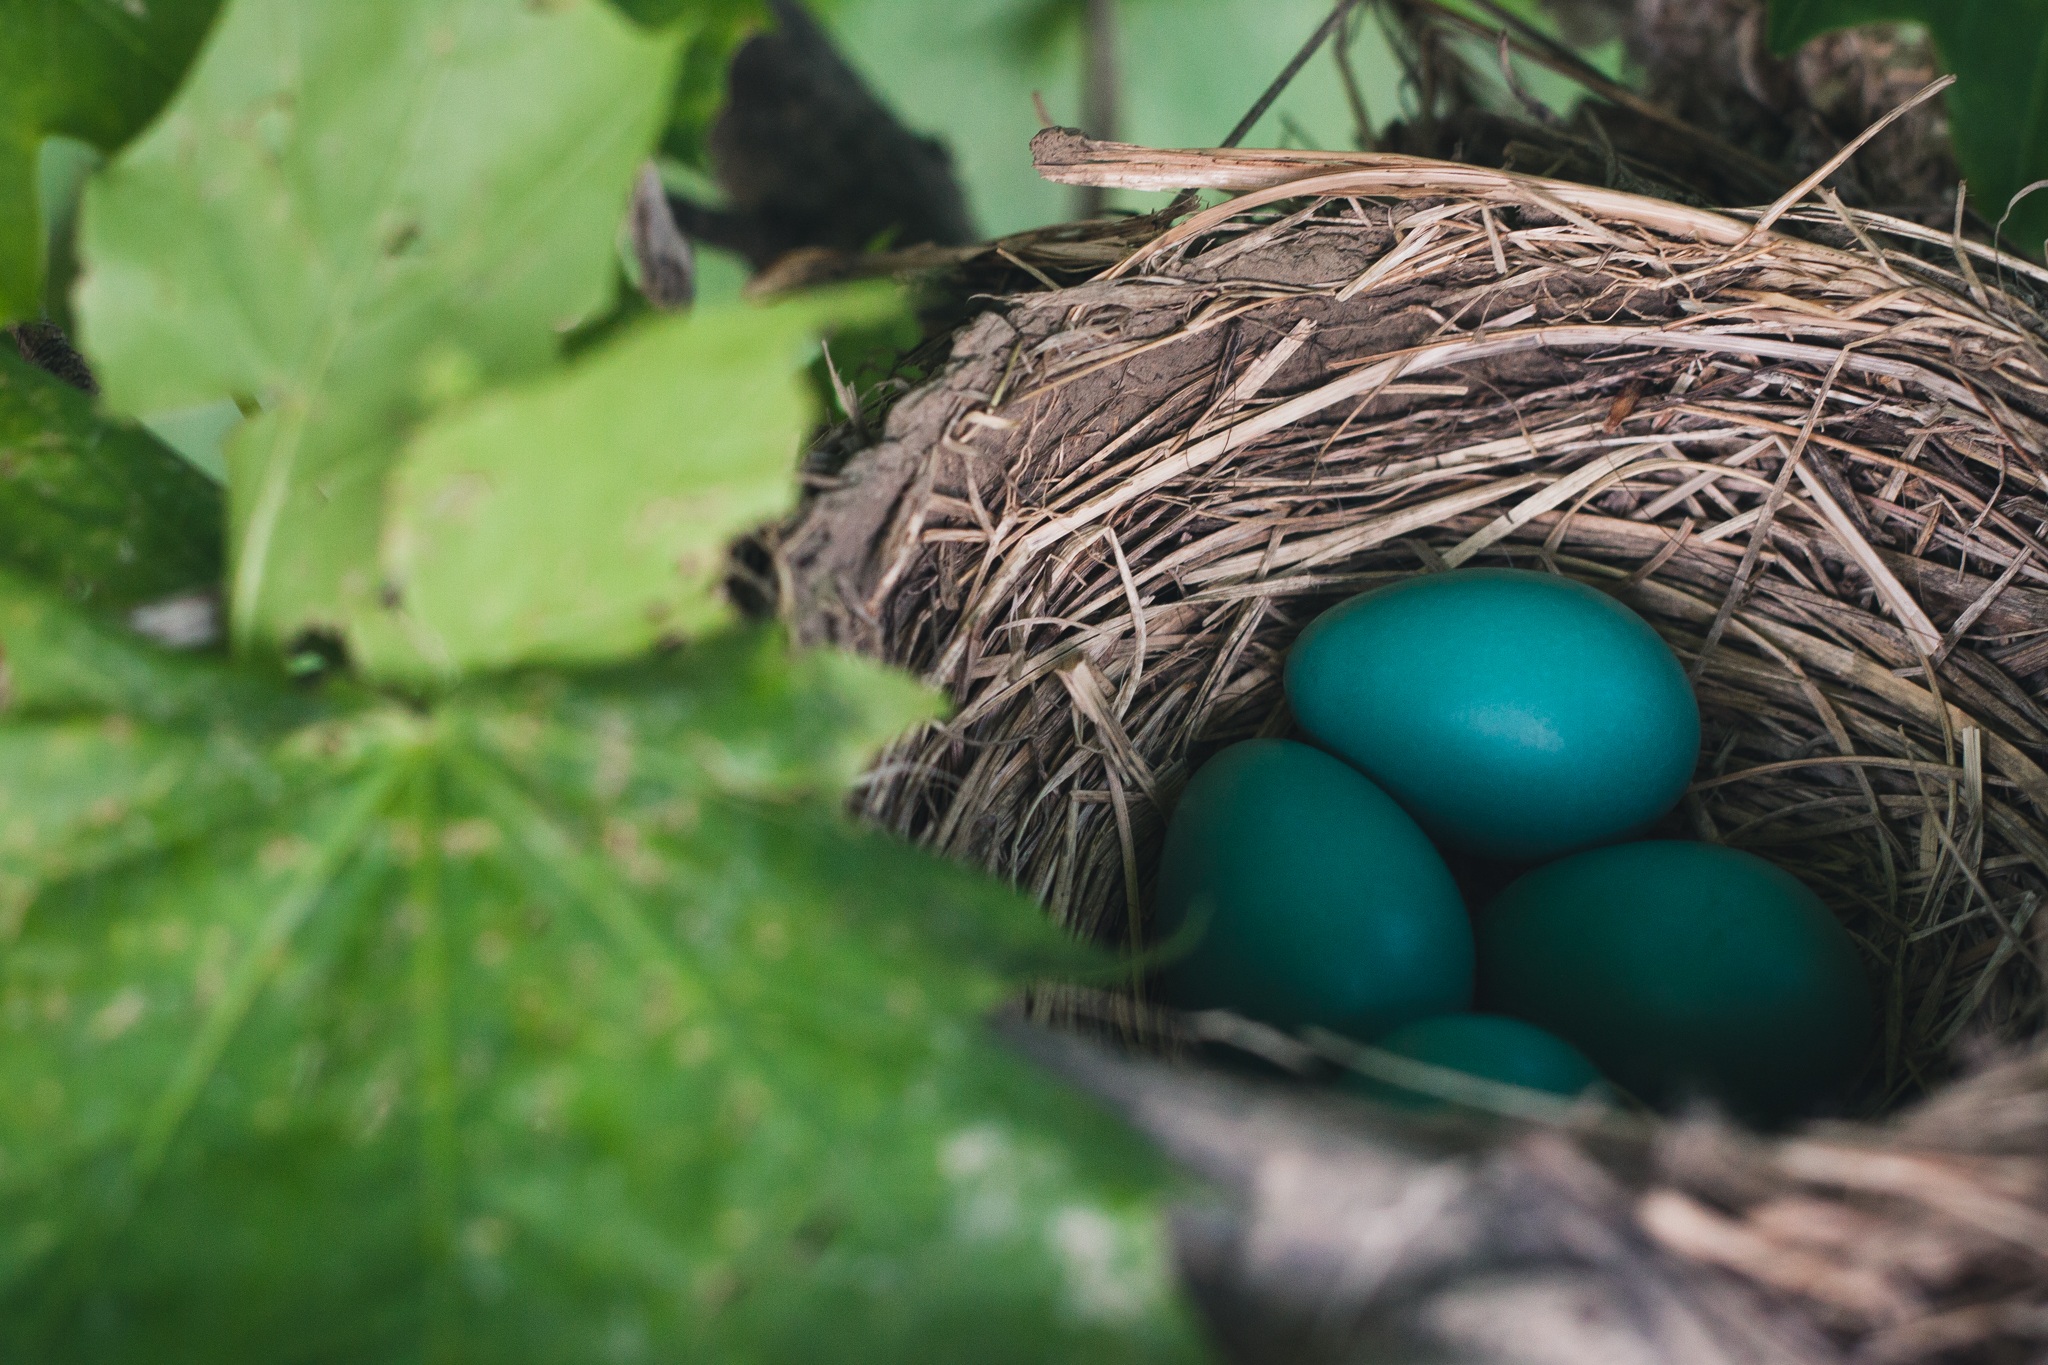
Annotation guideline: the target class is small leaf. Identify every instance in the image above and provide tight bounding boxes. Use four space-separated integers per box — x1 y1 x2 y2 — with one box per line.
376 291 899 678
0 617 1203 1363
73 0 682 655
0 0 223 322
1767 0 2048 251
0 348 221 611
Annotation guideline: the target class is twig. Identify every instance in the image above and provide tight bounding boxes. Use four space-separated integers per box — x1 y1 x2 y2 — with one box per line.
1331 5 1372 150
1748 76 1956 239
628 163 695 311
1405 0 1787 199
1221 0 1363 148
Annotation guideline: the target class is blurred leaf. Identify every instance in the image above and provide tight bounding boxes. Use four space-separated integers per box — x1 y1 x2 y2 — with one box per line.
0 567 211 718
475 630 942 802
1768 0 2048 251
0 573 328 928
34 136 102 332
376 290 898 679
0 578 1201 1363
137 399 242 485
0 348 220 611
0 0 223 323
72 0 682 656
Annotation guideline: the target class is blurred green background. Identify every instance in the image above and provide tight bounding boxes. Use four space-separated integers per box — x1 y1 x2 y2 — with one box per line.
827 0 1402 234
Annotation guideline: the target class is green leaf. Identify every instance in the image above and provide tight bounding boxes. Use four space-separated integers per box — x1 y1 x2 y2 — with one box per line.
376 291 899 680
0 348 221 611
0 568 318 723
1767 0 2048 252
0 572 337 967
35 136 103 334
0 0 222 323
457 625 944 803
0 583 1201 1362
72 0 683 656
0 567 201 717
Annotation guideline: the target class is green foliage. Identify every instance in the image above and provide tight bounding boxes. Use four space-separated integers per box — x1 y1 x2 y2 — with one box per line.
73 0 681 657
0 347 220 610
34 135 102 334
0 577 1197 1363
0 0 222 323
0 0 1210 1357
1768 0 2048 251
378 289 897 680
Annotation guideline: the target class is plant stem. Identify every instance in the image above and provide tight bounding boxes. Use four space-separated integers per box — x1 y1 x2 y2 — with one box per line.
1223 0 1363 149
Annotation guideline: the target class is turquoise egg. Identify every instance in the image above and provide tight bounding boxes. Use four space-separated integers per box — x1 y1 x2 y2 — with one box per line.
1348 1014 1608 1108
1284 569 1700 860
1476 841 1876 1121
1152 739 1473 1038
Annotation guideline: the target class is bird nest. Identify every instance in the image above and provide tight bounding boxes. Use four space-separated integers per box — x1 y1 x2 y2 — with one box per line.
773 134 2048 1359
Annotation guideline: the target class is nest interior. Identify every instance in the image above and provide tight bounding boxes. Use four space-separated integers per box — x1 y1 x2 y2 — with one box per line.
779 151 2048 1115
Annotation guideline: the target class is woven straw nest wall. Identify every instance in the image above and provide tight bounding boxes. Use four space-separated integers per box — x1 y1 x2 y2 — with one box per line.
772 134 2048 1359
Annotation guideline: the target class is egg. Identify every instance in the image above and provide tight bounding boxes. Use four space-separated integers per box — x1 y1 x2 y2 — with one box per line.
1348 1014 1608 1108
1152 739 1474 1038
1284 568 1700 860
1476 841 1876 1120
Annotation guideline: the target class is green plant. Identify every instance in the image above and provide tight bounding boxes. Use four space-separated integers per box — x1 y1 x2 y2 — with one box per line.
1768 0 2048 251
0 1 1203 1359
0 0 224 322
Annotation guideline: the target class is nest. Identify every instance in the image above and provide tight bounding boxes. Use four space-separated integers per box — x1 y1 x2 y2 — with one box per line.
773 135 2048 1359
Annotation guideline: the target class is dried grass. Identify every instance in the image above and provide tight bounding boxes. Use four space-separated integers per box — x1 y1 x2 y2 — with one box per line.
779 132 2048 1120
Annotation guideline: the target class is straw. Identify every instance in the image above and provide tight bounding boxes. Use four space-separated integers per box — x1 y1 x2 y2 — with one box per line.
778 142 2048 1115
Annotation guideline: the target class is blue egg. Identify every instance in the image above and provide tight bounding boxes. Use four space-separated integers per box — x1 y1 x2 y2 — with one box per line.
1284 568 1700 860
1152 739 1473 1039
1358 1014 1610 1107
1477 841 1876 1120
